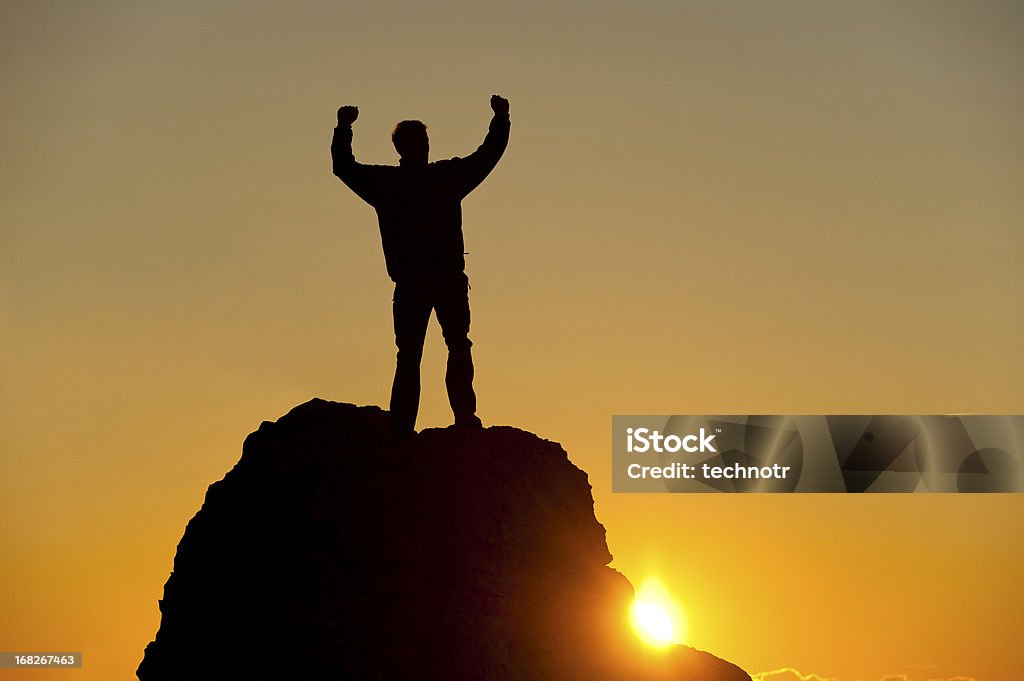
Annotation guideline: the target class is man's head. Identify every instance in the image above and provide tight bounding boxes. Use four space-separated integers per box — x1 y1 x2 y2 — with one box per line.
392 120 429 164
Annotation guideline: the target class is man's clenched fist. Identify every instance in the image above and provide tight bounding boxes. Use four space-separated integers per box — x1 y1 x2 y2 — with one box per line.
490 95 509 116
337 105 359 125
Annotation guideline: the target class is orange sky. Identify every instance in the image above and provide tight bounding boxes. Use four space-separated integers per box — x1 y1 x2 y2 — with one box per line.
2 2 1022 680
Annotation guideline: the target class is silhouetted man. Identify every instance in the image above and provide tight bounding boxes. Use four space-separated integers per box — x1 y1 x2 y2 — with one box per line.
332 95 510 434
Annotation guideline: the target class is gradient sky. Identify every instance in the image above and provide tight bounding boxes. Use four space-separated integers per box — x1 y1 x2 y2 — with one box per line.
2 2 1022 680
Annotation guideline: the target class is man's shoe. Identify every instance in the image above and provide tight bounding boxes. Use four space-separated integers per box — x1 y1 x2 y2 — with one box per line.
454 415 483 429
388 415 417 439
389 426 416 438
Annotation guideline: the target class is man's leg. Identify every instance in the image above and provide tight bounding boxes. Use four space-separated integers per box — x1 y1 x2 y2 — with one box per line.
434 273 479 426
390 281 432 434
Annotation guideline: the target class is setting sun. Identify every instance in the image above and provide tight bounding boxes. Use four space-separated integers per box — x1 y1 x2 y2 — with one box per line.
631 578 687 647
633 602 674 645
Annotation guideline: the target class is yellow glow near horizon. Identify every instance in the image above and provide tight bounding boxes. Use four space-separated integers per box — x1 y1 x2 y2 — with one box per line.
632 577 687 647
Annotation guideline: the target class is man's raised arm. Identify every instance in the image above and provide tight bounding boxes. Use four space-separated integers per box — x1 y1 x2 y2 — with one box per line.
331 105 381 206
453 95 511 197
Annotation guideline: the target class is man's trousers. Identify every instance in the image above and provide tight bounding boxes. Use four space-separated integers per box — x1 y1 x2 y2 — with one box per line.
389 272 477 433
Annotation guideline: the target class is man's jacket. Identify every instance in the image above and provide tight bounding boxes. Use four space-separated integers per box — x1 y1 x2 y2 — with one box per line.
332 115 510 282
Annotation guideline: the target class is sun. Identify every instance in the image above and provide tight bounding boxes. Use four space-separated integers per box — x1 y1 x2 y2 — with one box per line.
633 602 674 644
631 578 687 647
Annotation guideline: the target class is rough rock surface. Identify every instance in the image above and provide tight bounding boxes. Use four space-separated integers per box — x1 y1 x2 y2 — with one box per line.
138 398 750 681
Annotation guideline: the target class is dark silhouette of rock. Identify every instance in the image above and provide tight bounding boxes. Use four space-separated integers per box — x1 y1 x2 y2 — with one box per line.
138 399 750 681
